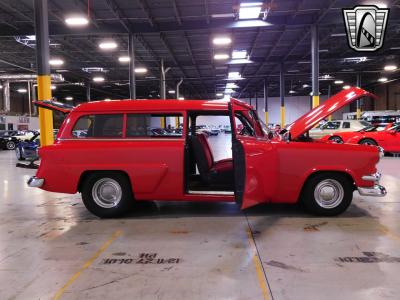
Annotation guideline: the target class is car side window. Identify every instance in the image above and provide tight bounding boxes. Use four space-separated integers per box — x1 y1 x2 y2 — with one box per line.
72 114 123 138
126 114 182 138
323 121 340 129
342 122 350 129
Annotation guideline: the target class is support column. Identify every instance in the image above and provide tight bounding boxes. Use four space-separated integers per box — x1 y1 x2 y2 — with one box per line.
3 80 10 113
34 0 53 146
311 25 319 108
356 73 362 119
86 82 91 102
255 91 258 111
328 84 332 121
175 78 183 128
129 34 136 99
31 82 38 116
280 63 285 126
27 81 32 117
263 79 268 124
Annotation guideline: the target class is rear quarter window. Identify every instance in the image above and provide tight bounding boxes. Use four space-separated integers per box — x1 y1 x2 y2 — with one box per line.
72 114 123 138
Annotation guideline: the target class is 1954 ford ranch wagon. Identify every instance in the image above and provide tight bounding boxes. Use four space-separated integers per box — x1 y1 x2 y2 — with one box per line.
29 87 386 218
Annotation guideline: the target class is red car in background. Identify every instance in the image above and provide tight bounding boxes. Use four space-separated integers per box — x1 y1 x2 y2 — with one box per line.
321 123 400 154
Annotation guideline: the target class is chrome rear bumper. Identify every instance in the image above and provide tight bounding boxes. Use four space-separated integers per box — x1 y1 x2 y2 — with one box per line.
358 185 387 197
27 176 44 188
358 171 386 197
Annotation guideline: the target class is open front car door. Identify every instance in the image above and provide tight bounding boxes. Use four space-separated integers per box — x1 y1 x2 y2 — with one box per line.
229 99 271 209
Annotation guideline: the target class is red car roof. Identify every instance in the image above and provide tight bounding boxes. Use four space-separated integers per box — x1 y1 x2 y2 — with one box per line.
73 99 252 113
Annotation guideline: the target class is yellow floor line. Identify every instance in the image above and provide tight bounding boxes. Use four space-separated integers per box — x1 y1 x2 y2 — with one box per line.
246 229 271 300
52 230 123 300
379 225 400 242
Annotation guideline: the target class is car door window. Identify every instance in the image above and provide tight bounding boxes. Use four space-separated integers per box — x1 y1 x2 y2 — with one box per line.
126 114 182 137
323 121 340 129
342 122 350 129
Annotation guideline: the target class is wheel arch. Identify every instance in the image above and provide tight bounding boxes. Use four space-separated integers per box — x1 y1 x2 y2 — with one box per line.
299 170 356 201
358 137 378 146
77 170 133 194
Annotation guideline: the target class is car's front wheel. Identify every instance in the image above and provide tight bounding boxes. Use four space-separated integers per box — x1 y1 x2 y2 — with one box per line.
301 173 353 216
328 136 343 144
81 172 133 218
359 138 378 146
6 140 16 150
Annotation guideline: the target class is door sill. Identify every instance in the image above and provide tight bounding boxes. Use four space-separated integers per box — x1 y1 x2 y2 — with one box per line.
187 190 234 196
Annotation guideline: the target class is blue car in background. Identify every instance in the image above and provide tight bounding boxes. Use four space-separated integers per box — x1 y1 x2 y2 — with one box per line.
15 133 40 161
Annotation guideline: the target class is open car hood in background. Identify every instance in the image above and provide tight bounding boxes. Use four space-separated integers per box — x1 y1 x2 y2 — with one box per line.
33 100 74 114
286 87 377 140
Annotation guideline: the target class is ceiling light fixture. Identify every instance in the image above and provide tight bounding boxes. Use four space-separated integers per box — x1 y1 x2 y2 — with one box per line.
384 64 397 71
17 88 27 93
118 56 130 62
178 97 184 100
228 71 242 79
238 2 263 20
216 93 223 97
378 77 388 82
49 59 64 66
232 50 248 59
135 67 147 73
93 76 105 82
342 85 351 90
213 37 232 46
302 84 310 88
99 41 118 50
334 80 344 84
65 96 73 101
50 85 56 90
214 53 230 60
65 16 89 26
168 90 175 94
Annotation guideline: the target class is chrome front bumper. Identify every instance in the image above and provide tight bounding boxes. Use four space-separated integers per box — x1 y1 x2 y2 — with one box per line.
358 172 386 197
27 176 44 188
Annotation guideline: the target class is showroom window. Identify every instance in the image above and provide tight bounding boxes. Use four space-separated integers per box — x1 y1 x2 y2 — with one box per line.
72 114 123 138
126 114 183 137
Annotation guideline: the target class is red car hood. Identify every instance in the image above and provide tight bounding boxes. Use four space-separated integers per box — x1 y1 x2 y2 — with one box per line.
286 87 376 140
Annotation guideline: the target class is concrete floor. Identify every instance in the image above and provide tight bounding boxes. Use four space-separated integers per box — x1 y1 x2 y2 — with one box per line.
1 141 400 300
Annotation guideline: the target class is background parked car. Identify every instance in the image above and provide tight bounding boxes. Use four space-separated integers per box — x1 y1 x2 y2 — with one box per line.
16 133 40 160
309 119 371 139
0 136 19 150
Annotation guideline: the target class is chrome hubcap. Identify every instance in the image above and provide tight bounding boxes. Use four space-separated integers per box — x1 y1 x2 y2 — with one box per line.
314 179 344 209
7 141 15 149
92 178 122 208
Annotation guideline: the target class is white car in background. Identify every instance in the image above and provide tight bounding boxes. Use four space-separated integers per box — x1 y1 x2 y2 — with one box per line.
309 120 371 139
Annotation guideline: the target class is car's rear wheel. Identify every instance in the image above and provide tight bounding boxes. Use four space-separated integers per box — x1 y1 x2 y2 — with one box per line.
328 136 343 144
359 138 377 146
81 172 133 218
15 147 24 160
6 141 16 150
301 173 353 216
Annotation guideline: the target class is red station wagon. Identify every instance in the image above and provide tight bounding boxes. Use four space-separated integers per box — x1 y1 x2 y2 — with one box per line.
29 87 386 218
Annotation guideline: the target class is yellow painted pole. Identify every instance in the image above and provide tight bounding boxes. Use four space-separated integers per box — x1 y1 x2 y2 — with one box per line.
280 106 285 127
264 111 268 124
328 115 332 121
37 75 54 145
312 95 320 108
175 116 179 128
160 117 165 128
356 108 361 119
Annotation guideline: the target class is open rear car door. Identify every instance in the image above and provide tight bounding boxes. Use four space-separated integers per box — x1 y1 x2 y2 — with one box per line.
229 99 267 209
33 100 74 114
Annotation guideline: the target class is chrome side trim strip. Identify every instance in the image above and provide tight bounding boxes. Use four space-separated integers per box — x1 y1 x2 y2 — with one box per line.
187 190 234 196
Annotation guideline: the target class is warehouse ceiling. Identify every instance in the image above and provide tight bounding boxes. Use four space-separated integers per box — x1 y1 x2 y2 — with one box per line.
0 0 400 103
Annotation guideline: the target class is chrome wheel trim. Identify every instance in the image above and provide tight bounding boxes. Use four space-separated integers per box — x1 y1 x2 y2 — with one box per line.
91 178 122 209
314 179 344 209
6 141 15 150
